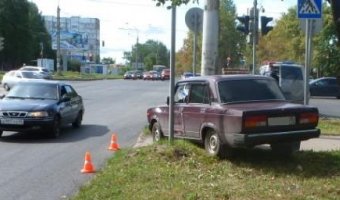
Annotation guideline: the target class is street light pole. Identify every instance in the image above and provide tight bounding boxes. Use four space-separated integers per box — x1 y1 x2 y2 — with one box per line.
56 6 61 75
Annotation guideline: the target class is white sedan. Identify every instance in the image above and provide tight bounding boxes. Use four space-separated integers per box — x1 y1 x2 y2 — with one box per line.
1 70 45 91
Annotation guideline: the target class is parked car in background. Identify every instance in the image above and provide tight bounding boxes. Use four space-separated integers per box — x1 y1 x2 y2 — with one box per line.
259 61 304 104
181 72 200 79
1 70 45 91
309 77 340 99
161 68 170 80
147 75 320 158
124 71 135 79
143 70 160 80
19 66 52 79
0 80 84 138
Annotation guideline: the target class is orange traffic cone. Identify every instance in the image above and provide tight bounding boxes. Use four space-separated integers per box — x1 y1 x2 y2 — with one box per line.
108 133 120 151
81 152 95 173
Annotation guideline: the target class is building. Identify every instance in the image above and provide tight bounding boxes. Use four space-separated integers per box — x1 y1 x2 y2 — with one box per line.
43 16 100 63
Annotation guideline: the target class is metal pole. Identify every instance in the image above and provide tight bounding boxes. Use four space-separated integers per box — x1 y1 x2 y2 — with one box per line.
169 5 176 144
252 0 257 75
304 19 312 105
56 6 61 75
135 34 138 69
193 12 197 76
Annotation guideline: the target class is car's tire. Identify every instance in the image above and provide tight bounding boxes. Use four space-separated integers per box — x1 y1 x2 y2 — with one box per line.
72 111 83 128
49 116 61 138
204 129 233 159
152 122 163 142
3 84 10 91
270 141 301 156
0 130 3 138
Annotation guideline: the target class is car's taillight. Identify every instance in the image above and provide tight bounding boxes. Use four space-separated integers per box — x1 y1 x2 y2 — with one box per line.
244 115 267 128
299 112 318 124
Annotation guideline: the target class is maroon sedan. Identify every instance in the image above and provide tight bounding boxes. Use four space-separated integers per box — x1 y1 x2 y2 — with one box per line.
147 75 320 158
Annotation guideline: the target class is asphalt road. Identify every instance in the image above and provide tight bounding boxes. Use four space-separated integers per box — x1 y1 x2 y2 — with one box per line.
0 79 339 200
0 79 170 200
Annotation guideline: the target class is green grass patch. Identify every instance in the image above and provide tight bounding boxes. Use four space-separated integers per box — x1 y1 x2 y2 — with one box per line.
72 141 340 200
52 71 122 80
319 117 340 136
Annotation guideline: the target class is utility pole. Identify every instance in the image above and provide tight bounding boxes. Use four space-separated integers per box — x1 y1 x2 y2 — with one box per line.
251 0 258 74
201 0 219 75
56 6 61 75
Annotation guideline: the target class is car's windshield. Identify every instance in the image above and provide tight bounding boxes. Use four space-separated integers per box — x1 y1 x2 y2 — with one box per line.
21 71 41 79
7 83 58 100
218 79 286 103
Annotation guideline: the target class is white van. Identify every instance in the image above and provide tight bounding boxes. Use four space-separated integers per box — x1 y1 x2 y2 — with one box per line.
259 62 304 104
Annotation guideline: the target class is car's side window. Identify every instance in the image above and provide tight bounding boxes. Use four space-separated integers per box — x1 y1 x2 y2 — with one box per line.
189 84 210 104
174 84 189 103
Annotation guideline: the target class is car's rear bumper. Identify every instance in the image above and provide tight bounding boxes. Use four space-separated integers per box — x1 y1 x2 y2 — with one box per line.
226 129 320 147
0 118 54 133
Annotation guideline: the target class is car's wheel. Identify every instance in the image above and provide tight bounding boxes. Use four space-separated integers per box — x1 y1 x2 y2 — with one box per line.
204 129 233 158
72 111 83 128
152 122 163 142
3 84 10 91
0 130 3 138
49 116 61 138
270 141 300 156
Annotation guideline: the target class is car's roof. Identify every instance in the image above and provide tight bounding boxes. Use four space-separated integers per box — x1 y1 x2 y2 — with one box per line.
16 80 67 86
177 74 269 84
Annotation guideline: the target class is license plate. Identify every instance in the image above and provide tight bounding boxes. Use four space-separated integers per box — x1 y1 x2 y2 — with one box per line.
268 116 295 126
1 118 24 125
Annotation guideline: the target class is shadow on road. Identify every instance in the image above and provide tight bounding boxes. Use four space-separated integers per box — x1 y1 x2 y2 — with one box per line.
0 124 109 143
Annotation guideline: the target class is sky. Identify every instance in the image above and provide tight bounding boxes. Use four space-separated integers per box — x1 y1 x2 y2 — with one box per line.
30 0 296 64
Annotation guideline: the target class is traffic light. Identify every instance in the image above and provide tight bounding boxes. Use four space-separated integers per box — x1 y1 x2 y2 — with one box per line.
236 16 250 35
330 0 340 44
0 37 4 51
261 16 273 36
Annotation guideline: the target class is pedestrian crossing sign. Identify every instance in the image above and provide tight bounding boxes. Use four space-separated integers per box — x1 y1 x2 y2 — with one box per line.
298 0 322 19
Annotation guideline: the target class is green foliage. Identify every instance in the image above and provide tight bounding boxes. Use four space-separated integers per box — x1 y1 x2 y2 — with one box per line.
101 57 116 64
124 40 169 70
257 3 340 77
0 0 53 69
176 0 245 74
72 140 340 200
153 0 199 7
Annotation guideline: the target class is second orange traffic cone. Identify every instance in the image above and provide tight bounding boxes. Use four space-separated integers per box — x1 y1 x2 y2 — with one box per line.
108 133 120 151
80 152 95 173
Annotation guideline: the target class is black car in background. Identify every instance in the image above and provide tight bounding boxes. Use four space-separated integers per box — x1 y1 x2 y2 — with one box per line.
309 77 340 99
0 80 84 138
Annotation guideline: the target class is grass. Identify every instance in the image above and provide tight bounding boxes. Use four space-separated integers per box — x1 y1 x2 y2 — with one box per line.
72 140 340 200
71 124 340 200
51 71 122 80
318 117 340 136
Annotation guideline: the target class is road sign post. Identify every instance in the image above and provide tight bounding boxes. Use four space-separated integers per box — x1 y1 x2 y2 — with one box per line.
298 0 322 105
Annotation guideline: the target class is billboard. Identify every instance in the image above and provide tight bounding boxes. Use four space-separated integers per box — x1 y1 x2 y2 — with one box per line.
51 31 89 50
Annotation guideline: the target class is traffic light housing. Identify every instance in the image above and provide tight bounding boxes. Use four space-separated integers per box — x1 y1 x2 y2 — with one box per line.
0 37 4 51
236 16 250 35
261 16 273 36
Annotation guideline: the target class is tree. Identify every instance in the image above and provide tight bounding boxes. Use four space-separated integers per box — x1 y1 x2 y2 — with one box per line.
102 57 116 64
124 40 169 71
0 0 52 69
176 0 244 74
257 7 305 65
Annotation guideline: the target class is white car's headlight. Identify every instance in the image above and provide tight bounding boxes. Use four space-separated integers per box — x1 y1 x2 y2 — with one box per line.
27 111 49 118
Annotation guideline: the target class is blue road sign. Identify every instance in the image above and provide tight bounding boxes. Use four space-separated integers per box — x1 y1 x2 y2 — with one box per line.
298 0 322 19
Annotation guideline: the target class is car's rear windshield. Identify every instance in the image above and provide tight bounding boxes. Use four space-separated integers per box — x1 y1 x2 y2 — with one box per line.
218 79 286 103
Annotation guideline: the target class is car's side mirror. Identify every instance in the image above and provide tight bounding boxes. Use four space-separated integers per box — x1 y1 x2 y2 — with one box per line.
166 96 169 105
